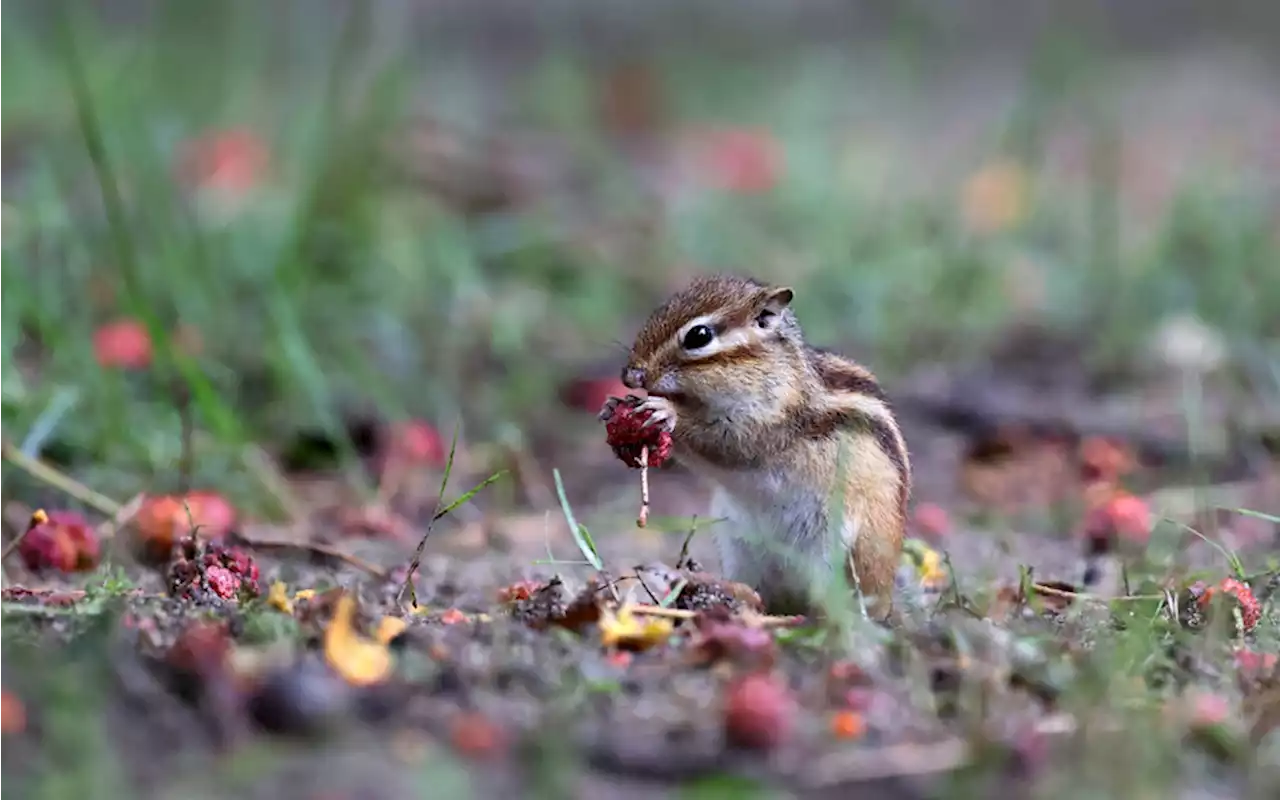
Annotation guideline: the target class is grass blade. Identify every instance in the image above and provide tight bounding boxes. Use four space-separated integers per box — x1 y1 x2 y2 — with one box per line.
553 468 602 571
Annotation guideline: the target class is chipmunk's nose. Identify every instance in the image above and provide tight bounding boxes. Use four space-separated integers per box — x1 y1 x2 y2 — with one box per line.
621 366 647 390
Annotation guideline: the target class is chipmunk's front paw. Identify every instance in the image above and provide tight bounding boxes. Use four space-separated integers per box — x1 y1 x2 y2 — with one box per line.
638 395 678 432
598 394 640 422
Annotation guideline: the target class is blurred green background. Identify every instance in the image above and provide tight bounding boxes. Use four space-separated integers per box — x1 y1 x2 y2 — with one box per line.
3 0 1278 514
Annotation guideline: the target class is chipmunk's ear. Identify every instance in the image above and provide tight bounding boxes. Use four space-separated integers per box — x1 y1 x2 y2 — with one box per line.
762 286 794 312
754 286 794 328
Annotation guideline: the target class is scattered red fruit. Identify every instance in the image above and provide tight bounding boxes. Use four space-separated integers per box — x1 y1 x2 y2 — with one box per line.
690 127 782 194
449 711 504 760
723 672 796 751
1233 648 1278 680
167 620 233 677
1197 578 1261 633
497 580 542 605
842 687 878 712
1 689 26 735
176 127 269 195
133 492 238 564
93 319 152 370
167 536 260 603
439 608 468 625
829 710 866 740
386 419 446 467
605 650 633 669
690 616 777 667
912 502 951 539
1079 436 1136 482
1187 691 1232 729
18 510 100 574
1082 490 1152 547
602 396 673 468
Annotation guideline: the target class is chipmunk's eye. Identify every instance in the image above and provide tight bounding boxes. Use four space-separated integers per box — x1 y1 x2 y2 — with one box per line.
681 324 715 351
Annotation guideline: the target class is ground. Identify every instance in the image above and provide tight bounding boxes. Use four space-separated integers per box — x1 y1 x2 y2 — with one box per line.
3 4 1280 799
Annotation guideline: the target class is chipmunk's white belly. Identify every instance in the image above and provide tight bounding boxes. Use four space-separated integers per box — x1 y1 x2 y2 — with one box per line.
696 463 854 611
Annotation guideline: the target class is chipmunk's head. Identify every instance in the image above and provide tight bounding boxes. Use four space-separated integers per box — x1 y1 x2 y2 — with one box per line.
621 274 805 408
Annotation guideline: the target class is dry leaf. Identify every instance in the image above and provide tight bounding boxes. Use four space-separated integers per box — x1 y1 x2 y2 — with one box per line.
323 594 392 687
598 604 674 652
267 581 293 614
902 539 949 590
376 617 409 645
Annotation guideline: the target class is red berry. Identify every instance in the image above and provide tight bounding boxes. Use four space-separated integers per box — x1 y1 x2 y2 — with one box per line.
603 398 673 468
1082 491 1152 547
691 127 782 194
723 672 795 750
389 419 446 466
1198 578 1261 633
204 566 240 600
912 502 951 538
93 319 152 370
176 127 269 195
19 511 100 574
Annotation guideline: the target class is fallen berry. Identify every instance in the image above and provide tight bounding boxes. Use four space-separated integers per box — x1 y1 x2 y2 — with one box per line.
1232 648 1278 681
723 672 795 751
439 608 468 625
385 419 446 467
176 127 269 195
133 492 239 565
603 396 673 468
1081 491 1152 548
689 127 782 195
1079 436 1136 482
18 510 100 574
1197 577 1261 633
167 537 261 603
93 319 152 369
450 711 504 760
912 502 951 538
1 689 26 735
829 710 866 740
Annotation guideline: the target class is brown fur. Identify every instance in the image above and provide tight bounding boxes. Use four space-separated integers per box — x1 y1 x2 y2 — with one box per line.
623 274 911 620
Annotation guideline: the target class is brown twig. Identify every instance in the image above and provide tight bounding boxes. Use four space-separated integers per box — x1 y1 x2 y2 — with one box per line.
234 534 387 579
1 441 122 516
636 445 650 528
627 604 805 628
1030 582 1164 604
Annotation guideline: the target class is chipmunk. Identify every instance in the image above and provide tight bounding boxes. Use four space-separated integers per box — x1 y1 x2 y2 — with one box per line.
601 274 911 620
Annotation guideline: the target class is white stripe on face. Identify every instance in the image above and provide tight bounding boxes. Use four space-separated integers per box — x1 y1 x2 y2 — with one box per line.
675 314 759 361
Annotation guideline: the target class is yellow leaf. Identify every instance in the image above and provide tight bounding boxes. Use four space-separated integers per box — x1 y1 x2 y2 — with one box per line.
902 539 949 590
375 616 408 645
294 589 316 602
598 605 673 652
323 594 392 686
267 581 293 614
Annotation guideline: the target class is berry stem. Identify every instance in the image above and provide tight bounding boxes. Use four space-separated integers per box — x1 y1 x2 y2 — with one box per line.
637 446 651 528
